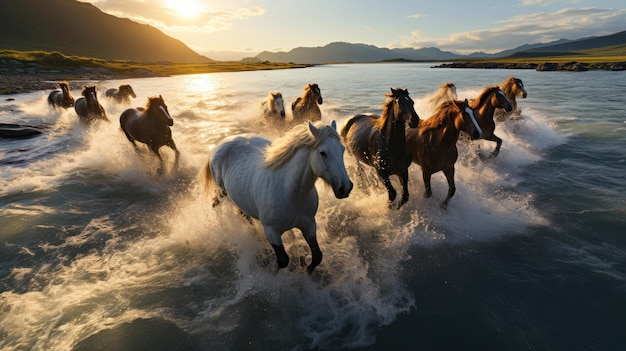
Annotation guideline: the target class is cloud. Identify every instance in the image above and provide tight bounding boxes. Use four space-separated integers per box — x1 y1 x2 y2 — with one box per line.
396 7 626 54
408 13 426 19
83 0 264 33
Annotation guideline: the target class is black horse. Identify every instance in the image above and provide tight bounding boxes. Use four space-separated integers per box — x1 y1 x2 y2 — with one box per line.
74 86 108 122
48 81 74 109
120 95 180 174
340 88 420 208
105 84 137 104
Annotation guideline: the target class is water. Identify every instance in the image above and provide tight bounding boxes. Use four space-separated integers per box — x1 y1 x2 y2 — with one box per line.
1 63 625 350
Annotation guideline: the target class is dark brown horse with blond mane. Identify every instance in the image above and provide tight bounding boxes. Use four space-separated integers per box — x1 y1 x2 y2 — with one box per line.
291 83 323 123
48 81 75 109
74 86 108 122
467 86 512 157
120 95 180 174
340 88 420 208
106 84 137 104
406 99 482 209
494 77 527 121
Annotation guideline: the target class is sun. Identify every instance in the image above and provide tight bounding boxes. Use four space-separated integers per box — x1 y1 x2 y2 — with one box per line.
164 0 204 18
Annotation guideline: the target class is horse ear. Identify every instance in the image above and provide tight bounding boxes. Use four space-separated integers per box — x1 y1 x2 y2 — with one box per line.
308 121 319 136
330 120 337 131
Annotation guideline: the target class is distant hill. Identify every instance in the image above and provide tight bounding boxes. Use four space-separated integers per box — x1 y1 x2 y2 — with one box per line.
508 31 626 58
0 0 211 63
255 31 626 64
255 42 463 64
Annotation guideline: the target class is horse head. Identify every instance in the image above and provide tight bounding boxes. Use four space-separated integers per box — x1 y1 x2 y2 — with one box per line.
148 95 173 126
390 87 420 128
271 92 285 117
492 86 513 112
82 86 97 101
308 83 323 105
308 121 352 199
454 99 483 140
121 85 137 99
509 77 527 99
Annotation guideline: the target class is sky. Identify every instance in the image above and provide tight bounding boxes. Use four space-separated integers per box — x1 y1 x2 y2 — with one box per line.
82 0 626 60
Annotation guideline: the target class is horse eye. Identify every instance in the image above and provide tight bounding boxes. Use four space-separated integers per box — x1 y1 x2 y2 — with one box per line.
320 150 327 157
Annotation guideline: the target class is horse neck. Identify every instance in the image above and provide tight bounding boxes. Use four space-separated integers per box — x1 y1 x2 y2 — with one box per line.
376 105 406 150
430 109 461 147
279 148 317 195
472 94 497 123
302 92 318 106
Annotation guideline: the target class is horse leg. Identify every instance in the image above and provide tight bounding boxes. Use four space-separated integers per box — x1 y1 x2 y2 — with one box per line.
377 170 397 208
300 221 322 273
490 135 503 158
422 170 433 198
166 139 180 170
440 166 456 210
150 145 165 174
263 225 289 269
398 168 410 208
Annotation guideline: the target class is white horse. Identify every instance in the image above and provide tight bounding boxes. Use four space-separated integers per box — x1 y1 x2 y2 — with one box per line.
201 121 353 272
261 91 286 122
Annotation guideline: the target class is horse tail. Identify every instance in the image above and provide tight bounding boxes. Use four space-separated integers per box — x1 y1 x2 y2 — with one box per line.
199 156 214 195
339 115 358 141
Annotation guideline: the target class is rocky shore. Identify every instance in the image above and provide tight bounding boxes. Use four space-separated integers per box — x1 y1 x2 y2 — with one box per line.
432 61 626 71
1 64 161 95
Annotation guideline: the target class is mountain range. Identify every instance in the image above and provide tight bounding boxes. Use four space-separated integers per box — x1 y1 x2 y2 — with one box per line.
1 0 624 64
254 31 626 64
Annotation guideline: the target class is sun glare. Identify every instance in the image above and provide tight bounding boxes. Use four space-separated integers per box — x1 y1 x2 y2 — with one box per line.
164 0 204 18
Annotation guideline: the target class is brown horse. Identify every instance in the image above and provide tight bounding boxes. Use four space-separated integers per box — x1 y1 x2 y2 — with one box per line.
105 84 137 104
74 86 108 122
291 83 323 123
406 99 482 209
495 77 527 121
340 88 420 208
468 86 513 157
47 81 74 109
120 95 180 174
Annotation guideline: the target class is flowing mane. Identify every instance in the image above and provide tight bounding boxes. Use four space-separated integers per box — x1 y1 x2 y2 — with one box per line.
373 94 396 130
420 100 460 129
428 82 457 108
301 84 320 104
263 122 339 169
471 86 500 108
146 96 164 110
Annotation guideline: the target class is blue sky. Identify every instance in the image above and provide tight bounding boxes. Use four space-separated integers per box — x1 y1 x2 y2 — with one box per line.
83 0 626 60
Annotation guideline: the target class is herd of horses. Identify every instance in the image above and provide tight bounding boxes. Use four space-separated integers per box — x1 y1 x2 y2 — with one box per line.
47 82 178 173
45 76 527 272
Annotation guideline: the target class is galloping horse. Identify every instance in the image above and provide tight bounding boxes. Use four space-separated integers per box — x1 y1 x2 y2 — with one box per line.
467 86 513 157
494 77 527 121
261 91 286 122
291 83 323 123
47 81 75 109
74 86 108 122
340 88 420 208
105 84 137 104
120 95 180 174
202 121 352 272
428 82 457 111
406 99 483 209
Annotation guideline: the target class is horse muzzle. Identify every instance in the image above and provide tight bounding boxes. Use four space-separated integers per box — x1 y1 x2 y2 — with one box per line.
334 181 353 199
471 130 482 140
